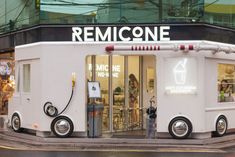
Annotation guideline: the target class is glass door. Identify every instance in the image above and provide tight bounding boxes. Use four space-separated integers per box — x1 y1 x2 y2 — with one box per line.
95 56 110 131
112 56 141 132
127 56 141 130
86 55 142 133
86 55 110 132
112 56 125 131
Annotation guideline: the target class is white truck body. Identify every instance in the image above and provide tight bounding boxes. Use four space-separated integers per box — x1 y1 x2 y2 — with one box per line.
8 40 235 138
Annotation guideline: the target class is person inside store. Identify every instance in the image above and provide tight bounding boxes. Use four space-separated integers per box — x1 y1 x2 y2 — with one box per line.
128 74 139 127
219 79 234 102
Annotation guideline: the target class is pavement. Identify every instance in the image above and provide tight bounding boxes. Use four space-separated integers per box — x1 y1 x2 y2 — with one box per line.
1 129 235 152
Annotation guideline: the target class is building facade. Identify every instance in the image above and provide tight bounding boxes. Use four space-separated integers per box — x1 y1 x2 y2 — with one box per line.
0 0 235 138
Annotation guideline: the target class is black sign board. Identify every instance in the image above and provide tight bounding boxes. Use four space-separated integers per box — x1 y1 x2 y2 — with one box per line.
0 24 234 52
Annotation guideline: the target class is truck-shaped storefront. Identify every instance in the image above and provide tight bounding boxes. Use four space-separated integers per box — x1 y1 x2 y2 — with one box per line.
8 40 235 139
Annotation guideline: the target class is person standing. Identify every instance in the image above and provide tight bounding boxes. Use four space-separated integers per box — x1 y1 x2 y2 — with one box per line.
128 74 139 127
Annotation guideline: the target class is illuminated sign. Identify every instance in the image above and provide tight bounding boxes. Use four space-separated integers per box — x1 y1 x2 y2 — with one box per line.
165 58 197 94
88 64 121 78
173 58 187 85
72 26 170 42
165 86 197 94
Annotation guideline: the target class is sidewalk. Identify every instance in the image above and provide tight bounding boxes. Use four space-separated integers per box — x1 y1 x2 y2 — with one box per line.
1 129 235 152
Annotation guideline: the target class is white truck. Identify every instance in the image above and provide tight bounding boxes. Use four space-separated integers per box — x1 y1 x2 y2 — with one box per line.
8 40 235 139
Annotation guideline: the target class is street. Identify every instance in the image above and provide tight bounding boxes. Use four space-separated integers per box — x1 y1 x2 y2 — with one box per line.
0 147 235 157
2 131 235 157
0 149 231 157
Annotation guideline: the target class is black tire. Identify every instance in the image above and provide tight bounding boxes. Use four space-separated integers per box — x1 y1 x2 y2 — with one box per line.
11 113 23 132
168 117 192 139
51 116 74 138
213 115 227 137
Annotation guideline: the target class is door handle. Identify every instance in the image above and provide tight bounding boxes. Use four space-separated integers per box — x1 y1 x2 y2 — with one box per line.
26 98 30 101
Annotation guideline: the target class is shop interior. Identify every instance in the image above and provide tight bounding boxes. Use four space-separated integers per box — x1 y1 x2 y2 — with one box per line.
86 55 156 137
218 63 235 103
0 52 15 115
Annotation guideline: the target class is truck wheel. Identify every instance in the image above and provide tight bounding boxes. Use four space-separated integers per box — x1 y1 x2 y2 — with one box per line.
11 113 23 132
214 115 227 137
51 116 74 138
168 117 192 139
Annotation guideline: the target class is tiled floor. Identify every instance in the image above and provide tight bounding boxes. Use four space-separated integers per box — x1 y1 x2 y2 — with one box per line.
111 130 147 138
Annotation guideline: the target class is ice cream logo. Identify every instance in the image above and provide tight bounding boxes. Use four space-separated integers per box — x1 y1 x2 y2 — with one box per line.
173 58 187 85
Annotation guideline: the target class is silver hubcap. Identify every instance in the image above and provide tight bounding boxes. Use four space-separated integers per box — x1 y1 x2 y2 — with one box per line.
12 116 20 130
54 119 70 136
217 118 226 135
47 106 56 116
172 120 189 137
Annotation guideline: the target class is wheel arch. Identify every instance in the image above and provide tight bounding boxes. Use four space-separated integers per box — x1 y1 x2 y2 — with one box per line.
51 114 75 126
168 115 193 128
11 111 24 132
213 114 228 137
168 115 193 139
214 114 228 131
11 111 22 123
50 115 74 138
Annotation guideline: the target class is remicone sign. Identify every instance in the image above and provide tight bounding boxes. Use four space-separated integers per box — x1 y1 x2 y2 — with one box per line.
72 26 170 42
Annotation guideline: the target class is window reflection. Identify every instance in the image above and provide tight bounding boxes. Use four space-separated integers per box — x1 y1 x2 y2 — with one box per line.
0 55 15 115
0 0 234 34
218 63 235 102
86 55 110 131
112 56 125 131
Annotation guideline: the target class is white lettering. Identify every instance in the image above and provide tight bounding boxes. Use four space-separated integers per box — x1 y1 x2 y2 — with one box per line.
160 26 170 41
95 72 119 78
73 26 171 42
97 72 104 77
113 73 119 78
95 27 111 41
72 27 83 41
88 64 121 78
119 27 131 41
112 65 120 72
165 86 197 94
84 27 94 42
105 72 109 77
104 65 108 71
96 64 103 71
145 27 158 41
133 27 143 41
113 27 117 41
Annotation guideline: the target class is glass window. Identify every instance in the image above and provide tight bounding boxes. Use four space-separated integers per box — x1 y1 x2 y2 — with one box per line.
40 0 235 29
112 56 125 131
23 64 30 93
1 0 234 34
17 66 20 93
128 56 141 129
86 56 92 81
0 57 15 115
0 0 40 34
95 56 110 131
86 55 110 131
218 63 235 102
